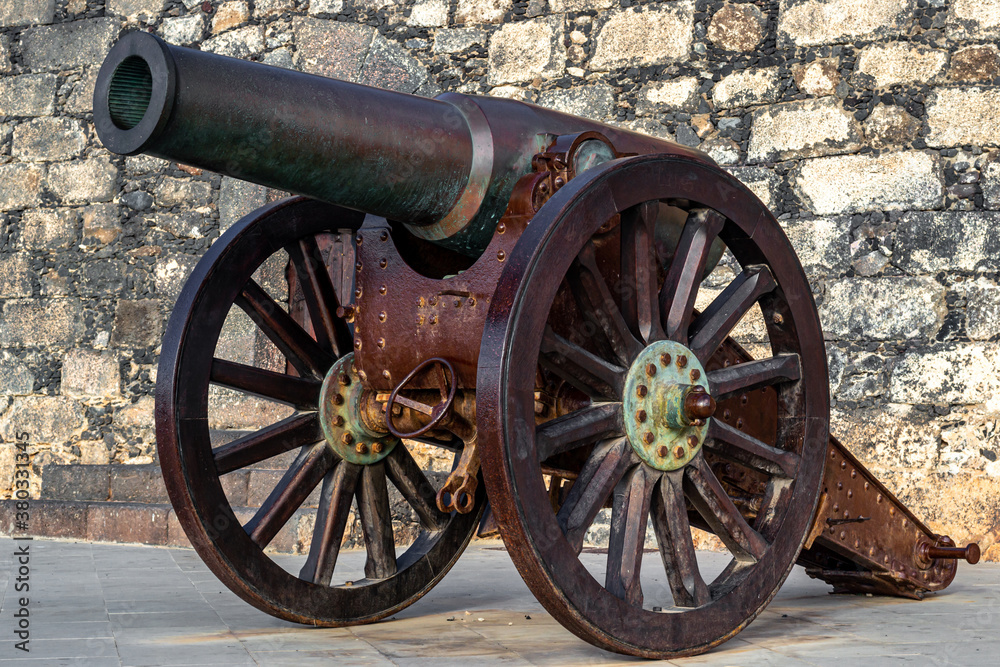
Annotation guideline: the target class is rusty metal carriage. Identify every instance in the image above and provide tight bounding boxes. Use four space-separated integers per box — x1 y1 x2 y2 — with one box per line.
93 32 978 658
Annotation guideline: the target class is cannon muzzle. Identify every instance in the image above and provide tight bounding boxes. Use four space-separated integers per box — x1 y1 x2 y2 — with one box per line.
95 31 708 253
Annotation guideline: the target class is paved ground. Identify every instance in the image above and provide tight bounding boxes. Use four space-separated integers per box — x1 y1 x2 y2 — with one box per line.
0 537 995 666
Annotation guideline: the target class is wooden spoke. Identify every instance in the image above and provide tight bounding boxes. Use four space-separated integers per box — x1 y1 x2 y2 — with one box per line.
707 354 800 400
385 444 450 531
236 278 332 378
213 413 323 475
557 438 637 553
536 402 623 462
606 465 655 607
619 201 665 345
688 266 777 362
704 420 800 479
299 461 361 585
210 358 322 409
684 456 767 562
652 472 710 608
245 443 332 549
568 241 644 366
287 236 354 357
356 462 398 579
659 208 726 342
540 327 626 400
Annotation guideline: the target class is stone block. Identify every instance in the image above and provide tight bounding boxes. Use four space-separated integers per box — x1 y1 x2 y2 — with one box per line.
780 216 850 278
154 254 199 301
712 68 781 110
150 212 203 239
948 0 1000 40
109 464 168 503
81 204 121 245
488 16 565 85
950 45 1000 83
0 499 88 539
0 164 44 211
550 0 614 9
792 59 840 96
926 88 1000 148
21 17 119 70
0 73 56 116
47 158 117 204
64 66 99 114
155 177 212 208
359 35 427 94
637 77 699 113
12 117 87 162
702 137 739 165
0 0 54 27
293 17 374 81
433 28 488 54
855 42 946 88
409 0 448 27
40 464 110 501
0 254 32 298
707 3 766 52
86 502 170 545
793 151 942 215
748 97 861 162
590 3 694 70
158 14 205 45
894 212 1000 274
201 24 264 59
254 0 296 17
726 166 781 211
0 351 34 395
62 349 120 400
106 0 166 18
863 104 921 149
984 162 1000 210
777 0 914 47
308 0 343 16
111 299 163 349
0 395 87 444
165 509 192 548
820 277 946 340
220 469 250 507
113 396 154 429
538 84 615 119
456 0 509 24
959 278 1000 341
211 1 248 33
830 404 941 470
890 344 1000 405
0 299 84 346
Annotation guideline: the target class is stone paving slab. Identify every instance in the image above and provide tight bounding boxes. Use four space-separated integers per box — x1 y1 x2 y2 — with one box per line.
0 538 995 665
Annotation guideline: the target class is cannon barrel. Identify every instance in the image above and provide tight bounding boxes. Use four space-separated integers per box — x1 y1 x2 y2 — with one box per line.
95 31 708 254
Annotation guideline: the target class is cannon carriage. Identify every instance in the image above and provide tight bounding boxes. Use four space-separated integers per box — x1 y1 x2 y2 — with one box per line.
94 32 979 658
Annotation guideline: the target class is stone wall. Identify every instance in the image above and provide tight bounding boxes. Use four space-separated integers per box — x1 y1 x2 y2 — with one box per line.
1 0 999 560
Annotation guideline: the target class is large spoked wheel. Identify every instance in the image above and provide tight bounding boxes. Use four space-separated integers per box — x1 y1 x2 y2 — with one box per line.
157 196 481 625
478 155 829 658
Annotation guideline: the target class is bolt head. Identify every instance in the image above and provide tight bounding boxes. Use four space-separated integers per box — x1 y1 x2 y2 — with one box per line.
660 353 671 366
676 355 688 368
355 442 367 455
637 384 648 398
341 432 354 445
656 445 669 458
645 363 657 377
689 369 701 381
636 409 647 423
643 431 655 444
338 374 350 386
373 442 384 454
332 394 344 406
673 445 686 459
687 435 698 447
333 415 344 427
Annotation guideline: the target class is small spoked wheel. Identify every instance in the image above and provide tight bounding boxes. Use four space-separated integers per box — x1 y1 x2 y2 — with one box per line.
478 155 829 658
156 197 481 625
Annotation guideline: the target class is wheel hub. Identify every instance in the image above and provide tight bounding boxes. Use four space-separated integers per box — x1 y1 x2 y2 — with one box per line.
319 353 397 465
623 340 714 472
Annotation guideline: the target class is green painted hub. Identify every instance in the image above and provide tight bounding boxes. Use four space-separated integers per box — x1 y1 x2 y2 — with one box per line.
319 353 397 465
623 340 711 472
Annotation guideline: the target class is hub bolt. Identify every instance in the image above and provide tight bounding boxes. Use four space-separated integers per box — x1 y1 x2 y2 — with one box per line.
339 374 351 386
687 435 698 448
677 355 688 368
643 432 655 444
356 442 367 455
673 445 686 459
332 394 344 406
690 369 700 381
333 416 344 427
635 409 647 423
341 432 354 445
637 384 648 398
373 442 384 454
645 363 657 377
656 445 669 458
660 353 671 366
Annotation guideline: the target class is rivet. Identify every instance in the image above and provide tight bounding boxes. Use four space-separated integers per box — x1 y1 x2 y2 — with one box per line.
379 258 387 269
497 250 506 262
429 297 437 306
417 297 426 307
646 363 656 377
497 222 506 234
864 481 870 490
355 287 363 298
673 445 686 459
656 445 669 457
554 176 565 187
876 494 883 503
850 469 856 478
723 359 730 367
355 261 363 271
723 409 732 420
736 418 744 429
686 435 698 447
847 490 853 498
740 394 748 405
690 369 700 381
833 503 840 512
379 284 387 295
467 297 476 307
338 374 350 386
643 432 655 444
379 230 388 242
455 299 462 308
379 311 387 322
355 442 367 455
637 385 648 398
377 337 386 348
332 394 344 405
840 531 846 540
416 315 424 325
837 482 843 491
341 432 354 445
382 369 391 380
660 353 671 366
889 507 895 516
333 415 344 427
854 539 860 548
830 450 837 459
354 338 362 350
636 409 647 422
676 355 688 368
373 442 384 454
840 461 847 470
356 233 364 244
430 315 438 325
772 313 784 325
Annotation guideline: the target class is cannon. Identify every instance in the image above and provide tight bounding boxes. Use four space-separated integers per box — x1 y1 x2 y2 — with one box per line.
94 32 980 658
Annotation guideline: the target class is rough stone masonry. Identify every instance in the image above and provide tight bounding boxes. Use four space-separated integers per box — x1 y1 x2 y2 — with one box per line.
0 0 999 561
